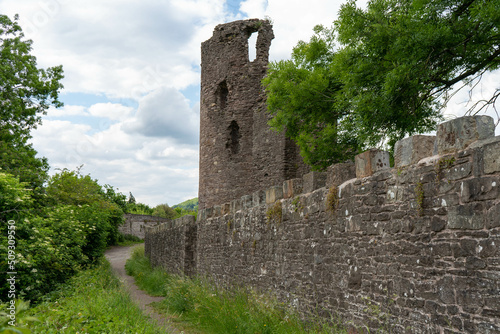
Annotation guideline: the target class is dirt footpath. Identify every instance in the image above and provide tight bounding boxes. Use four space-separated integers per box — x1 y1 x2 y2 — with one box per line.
105 245 179 333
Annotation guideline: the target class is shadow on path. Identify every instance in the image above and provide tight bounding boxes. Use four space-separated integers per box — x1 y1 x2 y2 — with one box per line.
105 245 180 333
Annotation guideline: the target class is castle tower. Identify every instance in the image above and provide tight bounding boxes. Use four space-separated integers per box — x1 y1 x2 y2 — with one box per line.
198 19 309 210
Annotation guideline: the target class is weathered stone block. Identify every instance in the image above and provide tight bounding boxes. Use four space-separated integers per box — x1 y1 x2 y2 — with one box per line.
283 178 303 198
205 207 214 218
241 195 253 209
213 205 222 217
483 138 500 174
487 203 500 228
230 199 242 213
355 149 391 178
435 116 495 155
302 171 327 193
266 186 283 204
178 214 196 225
252 190 266 206
326 161 356 188
394 135 436 167
386 186 404 203
448 205 485 230
460 177 499 203
222 203 231 215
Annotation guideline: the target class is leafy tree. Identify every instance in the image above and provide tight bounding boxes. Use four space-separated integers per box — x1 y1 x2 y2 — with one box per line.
0 172 31 223
0 14 63 193
0 14 64 140
264 0 500 170
126 202 154 215
102 184 127 212
263 26 361 169
152 203 177 219
46 169 125 247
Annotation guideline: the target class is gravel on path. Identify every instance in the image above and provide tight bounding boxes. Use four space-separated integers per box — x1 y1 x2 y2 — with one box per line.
105 245 180 333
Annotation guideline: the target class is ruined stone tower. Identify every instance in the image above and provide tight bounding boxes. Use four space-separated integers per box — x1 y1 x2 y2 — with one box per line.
199 19 309 210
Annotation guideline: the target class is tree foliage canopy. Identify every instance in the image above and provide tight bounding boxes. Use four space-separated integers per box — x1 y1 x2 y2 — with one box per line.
263 0 500 170
0 14 64 192
0 14 64 139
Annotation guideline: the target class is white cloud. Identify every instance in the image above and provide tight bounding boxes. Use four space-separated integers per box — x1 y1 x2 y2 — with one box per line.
0 0 215 98
123 87 199 144
30 116 199 206
45 105 87 118
240 0 268 18
88 103 134 121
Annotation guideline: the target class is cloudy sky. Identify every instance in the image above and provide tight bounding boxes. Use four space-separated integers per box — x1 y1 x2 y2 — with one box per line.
1 0 498 207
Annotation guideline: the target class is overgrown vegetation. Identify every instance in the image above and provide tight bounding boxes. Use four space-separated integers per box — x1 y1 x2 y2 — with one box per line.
116 233 144 246
266 201 283 225
326 186 339 213
126 198 198 220
126 245 348 334
0 168 127 302
24 258 168 333
435 156 456 183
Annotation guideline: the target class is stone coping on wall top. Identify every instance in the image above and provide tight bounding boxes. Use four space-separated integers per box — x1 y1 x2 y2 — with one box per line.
194 115 498 221
145 214 196 234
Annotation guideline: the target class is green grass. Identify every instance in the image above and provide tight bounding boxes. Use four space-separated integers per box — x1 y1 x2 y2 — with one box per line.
26 258 168 334
126 245 348 334
116 233 145 247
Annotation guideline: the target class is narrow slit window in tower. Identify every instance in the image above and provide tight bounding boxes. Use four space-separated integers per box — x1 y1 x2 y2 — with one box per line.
226 120 241 155
248 31 257 62
217 80 228 109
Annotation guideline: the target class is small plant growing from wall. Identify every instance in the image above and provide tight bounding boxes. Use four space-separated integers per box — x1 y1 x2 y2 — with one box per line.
266 201 282 225
326 186 339 213
415 182 424 216
361 294 399 333
291 196 303 212
435 156 456 183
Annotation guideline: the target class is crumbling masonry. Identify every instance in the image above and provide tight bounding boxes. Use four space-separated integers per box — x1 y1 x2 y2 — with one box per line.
145 19 500 333
198 19 310 210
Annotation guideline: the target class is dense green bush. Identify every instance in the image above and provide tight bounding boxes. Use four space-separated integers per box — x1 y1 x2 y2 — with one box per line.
45 169 124 250
0 169 126 302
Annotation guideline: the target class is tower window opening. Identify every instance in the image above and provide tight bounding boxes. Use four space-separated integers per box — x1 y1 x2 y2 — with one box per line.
217 80 228 109
248 31 258 62
226 120 241 155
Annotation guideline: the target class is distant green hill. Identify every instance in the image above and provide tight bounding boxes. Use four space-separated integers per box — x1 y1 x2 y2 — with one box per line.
173 197 198 211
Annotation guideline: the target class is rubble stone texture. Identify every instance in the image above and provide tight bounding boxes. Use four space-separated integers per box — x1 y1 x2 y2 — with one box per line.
198 19 309 210
147 115 500 334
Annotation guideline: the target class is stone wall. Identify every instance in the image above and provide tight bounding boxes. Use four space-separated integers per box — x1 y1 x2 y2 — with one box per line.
198 19 309 210
146 116 500 333
145 215 197 277
119 214 172 239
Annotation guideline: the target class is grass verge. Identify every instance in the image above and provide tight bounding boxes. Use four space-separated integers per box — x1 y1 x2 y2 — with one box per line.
126 245 348 334
26 257 168 334
116 233 145 247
